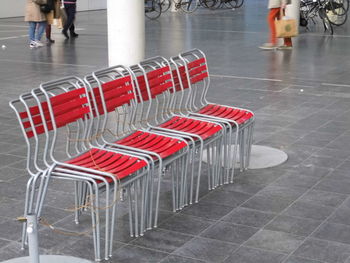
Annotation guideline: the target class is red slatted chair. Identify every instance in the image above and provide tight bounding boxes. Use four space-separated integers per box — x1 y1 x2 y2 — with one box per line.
172 49 255 182
10 76 152 261
84 66 190 231
131 57 226 202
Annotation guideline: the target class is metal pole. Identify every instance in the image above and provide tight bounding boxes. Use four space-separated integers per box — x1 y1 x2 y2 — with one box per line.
26 214 40 263
107 0 145 66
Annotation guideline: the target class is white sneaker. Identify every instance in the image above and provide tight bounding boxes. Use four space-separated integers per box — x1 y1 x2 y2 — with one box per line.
34 41 44 47
259 43 277 50
29 41 37 49
277 45 293 50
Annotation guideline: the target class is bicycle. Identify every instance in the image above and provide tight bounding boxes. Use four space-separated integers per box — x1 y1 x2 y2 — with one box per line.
145 0 162 19
300 0 334 34
209 0 244 9
300 0 349 33
325 0 348 26
160 0 216 13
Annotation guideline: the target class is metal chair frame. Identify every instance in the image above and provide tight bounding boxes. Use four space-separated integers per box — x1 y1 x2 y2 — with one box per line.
84 65 190 231
172 49 255 181
10 76 152 261
133 57 225 202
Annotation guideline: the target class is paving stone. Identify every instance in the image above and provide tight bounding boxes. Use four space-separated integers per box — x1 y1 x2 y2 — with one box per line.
299 189 347 207
283 201 335 221
181 202 233 220
293 238 350 263
328 209 350 226
314 179 350 195
223 246 286 263
160 255 206 263
242 195 294 213
264 215 322 237
313 222 350 245
200 190 251 208
159 214 214 235
223 179 266 195
221 207 276 228
0 217 23 242
200 221 259 244
0 241 50 262
131 228 193 253
302 156 344 169
270 172 320 190
245 230 305 254
257 185 306 201
174 237 238 263
286 256 331 263
111 244 168 263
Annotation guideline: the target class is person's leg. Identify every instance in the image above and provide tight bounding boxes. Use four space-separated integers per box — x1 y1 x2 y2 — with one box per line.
268 8 280 46
63 4 74 38
68 4 78 37
284 37 292 47
46 24 54 43
28 22 36 43
35 21 47 45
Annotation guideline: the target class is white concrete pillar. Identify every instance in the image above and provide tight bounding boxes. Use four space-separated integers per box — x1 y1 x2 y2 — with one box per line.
107 0 145 66
285 0 300 22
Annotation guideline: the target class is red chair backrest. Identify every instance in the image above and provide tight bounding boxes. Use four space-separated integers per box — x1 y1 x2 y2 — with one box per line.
92 75 135 115
172 65 189 92
136 65 173 102
187 57 209 84
19 88 90 138
19 101 52 139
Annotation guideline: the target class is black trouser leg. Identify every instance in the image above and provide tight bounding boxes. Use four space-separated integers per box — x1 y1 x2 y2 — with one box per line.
69 23 75 34
63 4 76 33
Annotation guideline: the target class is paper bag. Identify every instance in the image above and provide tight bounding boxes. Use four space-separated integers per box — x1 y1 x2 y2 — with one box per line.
46 11 54 25
54 18 63 29
275 18 298 38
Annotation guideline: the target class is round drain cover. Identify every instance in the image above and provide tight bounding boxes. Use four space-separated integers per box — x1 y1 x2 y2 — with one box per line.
248 145 288 169
202 145 288 169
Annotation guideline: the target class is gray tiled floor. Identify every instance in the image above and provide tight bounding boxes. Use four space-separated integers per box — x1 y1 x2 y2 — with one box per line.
1 1 350 262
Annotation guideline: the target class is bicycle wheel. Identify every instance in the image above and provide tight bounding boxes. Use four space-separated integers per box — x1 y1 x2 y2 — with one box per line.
224 0 236 8
145 0 162 19
319 8 334 34
180 0 199 13
160 0 172 12
209 0 222 9
328 0 349 13
228 0 244 8
327 7 348 25
200 0 217 8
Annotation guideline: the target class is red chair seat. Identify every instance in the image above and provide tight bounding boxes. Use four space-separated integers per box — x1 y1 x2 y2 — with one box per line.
159 116 222 140
115 131 187 159
63 148 148 183
199 104 254 125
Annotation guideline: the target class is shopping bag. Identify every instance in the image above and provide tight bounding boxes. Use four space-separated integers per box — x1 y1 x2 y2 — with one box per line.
59 1 67 27
46 11 54 25
54 18 63 29
275 17 298 38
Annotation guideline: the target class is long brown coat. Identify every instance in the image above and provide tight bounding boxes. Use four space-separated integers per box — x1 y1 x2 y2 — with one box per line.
24 0 46 22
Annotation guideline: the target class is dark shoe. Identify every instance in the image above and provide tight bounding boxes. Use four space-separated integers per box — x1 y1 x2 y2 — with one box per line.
70 32 79 38
46 38 55 44
62 30 69 39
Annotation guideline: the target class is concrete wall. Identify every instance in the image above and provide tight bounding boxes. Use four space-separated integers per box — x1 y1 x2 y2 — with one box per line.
0 0 107 18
